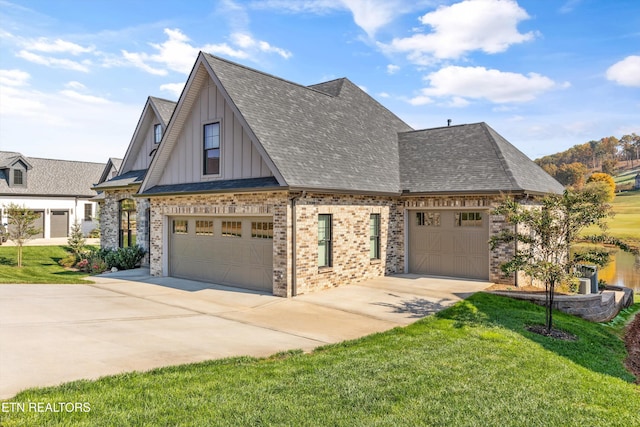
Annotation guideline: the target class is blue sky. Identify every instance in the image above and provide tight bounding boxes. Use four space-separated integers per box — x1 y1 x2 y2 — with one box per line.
1 0 639 164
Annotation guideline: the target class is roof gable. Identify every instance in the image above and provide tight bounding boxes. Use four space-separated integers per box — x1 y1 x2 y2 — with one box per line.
399 123 564 195
120 96 176 175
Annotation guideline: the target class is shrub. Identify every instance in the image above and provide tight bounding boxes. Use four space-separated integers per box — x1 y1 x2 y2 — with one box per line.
96 245 146 271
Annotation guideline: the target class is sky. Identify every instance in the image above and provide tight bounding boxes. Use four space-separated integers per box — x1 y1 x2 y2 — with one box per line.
1 0 639 165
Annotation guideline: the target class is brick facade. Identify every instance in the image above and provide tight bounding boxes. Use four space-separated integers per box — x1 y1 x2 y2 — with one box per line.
104 189 530 297
99 188 151 265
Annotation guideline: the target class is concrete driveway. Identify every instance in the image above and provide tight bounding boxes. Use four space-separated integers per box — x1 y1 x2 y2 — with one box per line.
0 269 489 399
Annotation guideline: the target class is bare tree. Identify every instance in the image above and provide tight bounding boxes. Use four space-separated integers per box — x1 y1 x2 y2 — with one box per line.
4 203 42 267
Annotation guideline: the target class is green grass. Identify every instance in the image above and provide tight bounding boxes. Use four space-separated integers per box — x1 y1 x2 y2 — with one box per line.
2 293 638 426
584 189 640 246
0 246 92 284
614 168 639 185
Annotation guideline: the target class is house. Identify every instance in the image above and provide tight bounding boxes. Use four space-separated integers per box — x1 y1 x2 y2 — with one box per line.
93 96 176 257
0 152 105 238
98 52 564 297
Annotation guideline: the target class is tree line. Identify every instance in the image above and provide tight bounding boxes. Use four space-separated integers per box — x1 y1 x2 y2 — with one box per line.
535 133 639 187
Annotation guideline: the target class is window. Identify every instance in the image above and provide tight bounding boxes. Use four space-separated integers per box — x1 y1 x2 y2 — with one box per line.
252 221 273 239
203 122 220 175
370 214 380 260
13 169 24 186
416 212 440 227
154 124 162 144
84 204 92 221
173 220 188 234
455 211 483 227
119 199 137 247
222 220 241 237
318 214 332 267
195 220 213 235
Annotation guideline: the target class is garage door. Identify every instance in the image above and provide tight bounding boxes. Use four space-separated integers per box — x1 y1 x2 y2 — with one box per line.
50 210 69 238
408 210 489 280
7 210 44 239
169 216 273 292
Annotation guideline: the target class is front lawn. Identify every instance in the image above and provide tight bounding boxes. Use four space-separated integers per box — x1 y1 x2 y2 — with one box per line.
2 293 638 426
0 246 92 284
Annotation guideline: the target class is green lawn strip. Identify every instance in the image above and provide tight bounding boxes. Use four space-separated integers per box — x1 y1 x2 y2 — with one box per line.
583 189 640 246
0 246 91 284
2 293 638 426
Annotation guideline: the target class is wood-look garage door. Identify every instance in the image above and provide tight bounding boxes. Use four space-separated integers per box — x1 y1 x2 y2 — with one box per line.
169 216 273 292
50 211 69 238
408 210 489 280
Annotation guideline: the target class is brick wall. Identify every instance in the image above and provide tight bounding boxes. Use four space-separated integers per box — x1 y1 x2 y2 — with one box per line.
292 193 404 294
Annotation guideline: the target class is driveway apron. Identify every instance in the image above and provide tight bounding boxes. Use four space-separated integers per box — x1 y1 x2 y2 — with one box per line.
0 269 488 399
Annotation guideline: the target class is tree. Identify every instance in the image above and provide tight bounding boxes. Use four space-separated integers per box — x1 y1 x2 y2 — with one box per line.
490 189 612 334
4 203 42 267
67 221 86 258
586 172 616 202
555 162 587 188
601 158 616 176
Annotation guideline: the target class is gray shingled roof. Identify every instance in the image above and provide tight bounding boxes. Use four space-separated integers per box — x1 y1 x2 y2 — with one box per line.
0 151 105 197
144 177 279 196
398 123 565 195
203 53 413 193
149 96 176 125
93 169 146 190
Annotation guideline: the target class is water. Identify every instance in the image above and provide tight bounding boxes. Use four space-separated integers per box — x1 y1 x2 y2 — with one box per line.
598 249 640 292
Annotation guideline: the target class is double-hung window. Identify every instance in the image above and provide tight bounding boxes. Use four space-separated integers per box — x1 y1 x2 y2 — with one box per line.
153 124 162 144
203 122 220 175
370 214 380 260
318 214 332 267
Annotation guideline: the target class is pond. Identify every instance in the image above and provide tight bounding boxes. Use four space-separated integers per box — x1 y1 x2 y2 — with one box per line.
597 249 640 292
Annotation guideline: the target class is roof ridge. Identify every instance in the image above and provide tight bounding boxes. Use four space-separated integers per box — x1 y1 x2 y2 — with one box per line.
202 52 336 98
149 96 177 104
0 151 105 165
480 123 522 191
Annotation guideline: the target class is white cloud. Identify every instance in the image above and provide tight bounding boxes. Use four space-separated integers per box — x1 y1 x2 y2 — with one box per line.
383 0 535 63
160 82 185 98
250 0 412 37
606 55 640 87
386 64 400 74
446 96 470 107
378 91 390 98
0 69 30 86
408 94 433 106
16 50 91 72
121 28 291 76
230 33 292 58
340 0 408 37
64 81 87 90
59 89 110 105
23 37 94 55
417 66 562 103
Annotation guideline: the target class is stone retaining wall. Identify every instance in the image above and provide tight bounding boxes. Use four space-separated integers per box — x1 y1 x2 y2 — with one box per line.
489 287 634 322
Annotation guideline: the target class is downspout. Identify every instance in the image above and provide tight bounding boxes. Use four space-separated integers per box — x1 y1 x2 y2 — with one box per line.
289 191 305 297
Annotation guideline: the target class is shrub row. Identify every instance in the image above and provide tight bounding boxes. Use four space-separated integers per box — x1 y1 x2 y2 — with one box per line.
60 245 146 274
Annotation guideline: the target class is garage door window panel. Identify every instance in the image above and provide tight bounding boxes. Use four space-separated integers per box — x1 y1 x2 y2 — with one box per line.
455 212 483 227
195 220 213 236
173 220 188 234
222 221 242 237
417 212 440 227
252 221 273 239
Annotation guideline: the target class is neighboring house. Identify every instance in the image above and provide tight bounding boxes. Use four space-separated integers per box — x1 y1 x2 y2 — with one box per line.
93 96 176 261
99 52 564 297
0 152 105 238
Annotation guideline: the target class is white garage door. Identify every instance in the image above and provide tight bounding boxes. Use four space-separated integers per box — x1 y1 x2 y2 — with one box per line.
408 210 489 280
169 216 273 292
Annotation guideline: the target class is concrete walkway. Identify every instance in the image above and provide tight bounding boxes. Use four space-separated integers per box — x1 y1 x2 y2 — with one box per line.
0 270 489 399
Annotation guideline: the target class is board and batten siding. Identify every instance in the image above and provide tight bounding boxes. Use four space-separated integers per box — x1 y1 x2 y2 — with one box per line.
129 111 161 172
158 82 273 186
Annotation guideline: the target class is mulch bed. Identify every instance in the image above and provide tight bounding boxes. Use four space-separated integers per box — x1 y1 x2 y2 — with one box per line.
624 312 640 383
526 325 578 341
